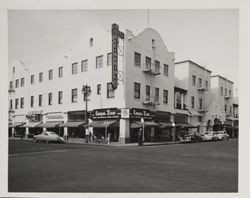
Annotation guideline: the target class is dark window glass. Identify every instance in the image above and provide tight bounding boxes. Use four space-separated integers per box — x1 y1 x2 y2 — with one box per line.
20 97 24 108
48 93 52 105
49 70 53 80
134 82 141 99
72 89 77 103
58 91 63 104
10 99 13 109
107 83 115 98
81 60 88 72
15 79 19 88
39 72 43 82
72 63 78 74
199 98 203 110
192 75 196 86
96 55 103 68
58 67 63 78
21 78 25 87
145 85 150 101
154 60 160 73
97 84 101 95
134 52 141 66
145 57 151 70
15 98 19 109
31 96 34 107
31 75 34 84
163 90 168 103
164 64 168 76
39 94 42 106
191 96 195 108
107 53 112 66
198 78 202 88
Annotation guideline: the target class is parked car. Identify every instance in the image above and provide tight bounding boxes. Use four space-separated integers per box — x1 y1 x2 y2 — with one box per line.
200 132 214 141
214 131 230 140
33 131 65 143
179 134 192 143
190 133 203 142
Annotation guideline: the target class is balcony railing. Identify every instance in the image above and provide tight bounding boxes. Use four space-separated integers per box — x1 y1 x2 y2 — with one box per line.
142 65 160 75
8 87 15 93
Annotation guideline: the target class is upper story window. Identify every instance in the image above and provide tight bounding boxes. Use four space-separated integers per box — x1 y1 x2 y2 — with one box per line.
134 52 141 66
15 98 19 109
145 57 151 70
163 90 168 104
21 78 25 87
155 87 159 103
230 106 232 114
198 78 202 88
205 80 208 89
229 90 232 97
81 60 88 72
20 97 24 108
163 64 169 76
96 55 103 68
225 88 227 96
107 53 112 66
30 96 34 107
10 99 13 109
97 84 101 95
221 87 223 96
58 91 63 104
58 67 63 78
89 38 93 47
48 93 53 105
39 72 43 82
15 79 19 88
49 70 53 80
31 75 34 84
13 67 15 74
152 39 155 48
107 83 115 98
191 96 195 108
72 62 78 74
39 94 42 106
225 104 227 112
134 82 141 99
71 88 78 103
199 98 203 110
145 85 150 101
9 81 13 89
154 60 160 73
192 75 196 86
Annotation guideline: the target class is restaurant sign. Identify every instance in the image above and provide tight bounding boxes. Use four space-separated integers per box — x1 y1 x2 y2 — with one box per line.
130 108 153 120
91 108 120 120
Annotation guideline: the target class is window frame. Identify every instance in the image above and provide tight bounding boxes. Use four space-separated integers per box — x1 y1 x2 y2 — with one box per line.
15 79 19 88
97 84 101 95
96 55 103 68
21 78 25 87
134 82 141 99
191 96 195 108
30 96 34 107
48 69 53 80
107 53 112 66
20 97 24 109
48 93 53 105
163 89 168 104
163 64 169 76
31 75 34 84
15 98 19 109
72 62 78 74
39 94 42 106
58 91 63 104
39 72 43 82
107 83 115 98
192 75 196 86
58 67 63 78
145 57 151 70
145 85 150 101
81 60 88 72
134 52 141 67
71 88 78 103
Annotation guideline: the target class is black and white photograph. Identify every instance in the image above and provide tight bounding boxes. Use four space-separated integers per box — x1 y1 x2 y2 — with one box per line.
0 0 249 197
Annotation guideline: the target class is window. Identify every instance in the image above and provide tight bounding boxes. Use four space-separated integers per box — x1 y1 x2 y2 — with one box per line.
198 116 202 122
58 67 63 78
71 89 78 103
155 87 159 103
89 37 93 47
225 88 227 96
20 97 24 108
230 106 232 114
39 94 42 106
107 83 115 98
21 78 25 87
205 80 208 89
31 75 34 84
30 96 34 107
175 92 182 109
15 98 19 109
107 53 112 66
145 57 151 70
58 91 63 104
163 64 169 76
72 62 78 74
191 96 195 108
155 60 160 73
134 82 141 99
229 90 232 97
97 84 101 95
198 78 202 88
39 72 43 82
221 87 223 96
134 52 141 66
163 90 168 104
145 85 150 101
9 81 13 89
49 70 53 80
15 79 19 88
192 75 196 86
225 104 227 112
10 99 13 109
199 98 203 110
13 67 15 74
81 60 88 72
48 93 52 105
96 55 103 68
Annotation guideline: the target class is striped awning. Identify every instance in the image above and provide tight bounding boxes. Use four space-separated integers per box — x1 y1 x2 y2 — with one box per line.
61 121 85 127
37 121 63 128
175 122 197 128
88 120 119 128
9 122 25 128
130 121 159 128
21 122 42 128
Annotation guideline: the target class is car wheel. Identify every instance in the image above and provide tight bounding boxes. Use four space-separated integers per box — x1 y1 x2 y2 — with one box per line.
33 138 37 143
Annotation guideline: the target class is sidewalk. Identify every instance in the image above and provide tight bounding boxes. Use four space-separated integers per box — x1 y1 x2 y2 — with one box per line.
9 137 180 147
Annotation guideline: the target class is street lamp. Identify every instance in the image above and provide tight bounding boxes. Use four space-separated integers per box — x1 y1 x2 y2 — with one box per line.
82 84 91 140
141 118 145 143
172 122 176 143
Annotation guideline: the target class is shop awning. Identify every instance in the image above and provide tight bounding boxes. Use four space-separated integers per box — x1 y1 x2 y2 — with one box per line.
158 121 173 128
175 122 197 128
37 121 63 128
88 120 119 128
61 121 85 127
130 121 159 128
21 122 42 128
9 122 25 128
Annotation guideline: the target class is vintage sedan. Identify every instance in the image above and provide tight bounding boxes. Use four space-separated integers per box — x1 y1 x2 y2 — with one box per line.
33 131 65 143
214 131 230 140
200 132 214 141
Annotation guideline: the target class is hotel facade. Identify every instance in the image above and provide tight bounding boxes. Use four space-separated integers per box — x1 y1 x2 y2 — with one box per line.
8 24 239 143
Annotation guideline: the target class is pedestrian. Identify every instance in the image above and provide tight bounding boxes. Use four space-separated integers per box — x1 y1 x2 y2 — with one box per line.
85 127 90 143
138 128 143 146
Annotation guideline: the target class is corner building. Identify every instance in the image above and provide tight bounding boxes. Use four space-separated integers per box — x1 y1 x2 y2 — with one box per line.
8 26 176 144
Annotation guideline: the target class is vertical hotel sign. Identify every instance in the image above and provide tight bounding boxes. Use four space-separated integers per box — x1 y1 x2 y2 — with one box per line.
112 23 124 90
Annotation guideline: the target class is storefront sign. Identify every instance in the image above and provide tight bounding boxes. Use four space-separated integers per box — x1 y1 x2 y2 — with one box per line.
46 112 64 121
91 108 120 120
121 108 130 119
27 110 44 115
130 108 153 120
111 23 124 90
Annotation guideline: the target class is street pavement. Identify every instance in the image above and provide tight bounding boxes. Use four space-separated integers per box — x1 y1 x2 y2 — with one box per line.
8 139 238 192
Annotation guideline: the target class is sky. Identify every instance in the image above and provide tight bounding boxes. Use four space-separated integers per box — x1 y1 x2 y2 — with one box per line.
8 9 239 91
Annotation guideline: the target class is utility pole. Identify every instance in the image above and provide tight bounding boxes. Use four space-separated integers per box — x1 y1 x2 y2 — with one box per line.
82 84 91 140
